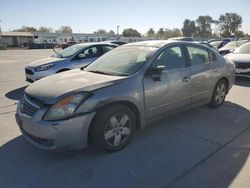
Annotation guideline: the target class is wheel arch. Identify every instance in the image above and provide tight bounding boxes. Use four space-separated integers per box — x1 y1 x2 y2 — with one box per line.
87 100 142 146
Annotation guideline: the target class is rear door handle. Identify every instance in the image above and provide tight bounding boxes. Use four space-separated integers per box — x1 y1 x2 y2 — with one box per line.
183 76 191 82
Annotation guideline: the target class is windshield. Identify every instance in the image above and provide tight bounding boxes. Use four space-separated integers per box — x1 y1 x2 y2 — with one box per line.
85 46 157 76
58 44 86 58
234 43 250 54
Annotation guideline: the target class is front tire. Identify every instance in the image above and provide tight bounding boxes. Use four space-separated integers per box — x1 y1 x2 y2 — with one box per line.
209 79 227 108
90 104 136 152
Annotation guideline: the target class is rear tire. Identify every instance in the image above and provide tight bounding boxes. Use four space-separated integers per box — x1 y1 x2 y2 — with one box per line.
90 104 136 152
209 79 227 108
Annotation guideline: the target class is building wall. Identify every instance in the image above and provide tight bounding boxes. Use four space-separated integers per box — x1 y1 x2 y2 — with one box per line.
2 36 34 47
2 36 14 46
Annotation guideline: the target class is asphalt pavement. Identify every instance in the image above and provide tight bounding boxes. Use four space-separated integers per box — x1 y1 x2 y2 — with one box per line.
0 49 250 188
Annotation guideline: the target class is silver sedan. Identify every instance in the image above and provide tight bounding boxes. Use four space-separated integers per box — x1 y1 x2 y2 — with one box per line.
16 40 235 152
25 42 118 82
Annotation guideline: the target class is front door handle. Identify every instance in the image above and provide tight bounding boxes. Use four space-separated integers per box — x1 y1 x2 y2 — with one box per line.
183 76 191 82
213 68 218 72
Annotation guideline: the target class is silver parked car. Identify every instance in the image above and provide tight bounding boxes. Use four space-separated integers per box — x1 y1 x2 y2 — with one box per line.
218 40 248 56
25 42 118 82
225 42 250 78
16 40 235 152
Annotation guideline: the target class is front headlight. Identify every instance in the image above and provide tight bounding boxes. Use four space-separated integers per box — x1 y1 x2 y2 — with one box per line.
43 93 91 121
35 63 54 72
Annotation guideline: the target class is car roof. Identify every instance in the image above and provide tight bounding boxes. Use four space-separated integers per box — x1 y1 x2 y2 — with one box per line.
124 40 174 48
168 37 194 41
73 42 118 48
123 40 207 49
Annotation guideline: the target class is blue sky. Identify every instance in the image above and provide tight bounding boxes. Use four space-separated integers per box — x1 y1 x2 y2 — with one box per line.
0 0 250 34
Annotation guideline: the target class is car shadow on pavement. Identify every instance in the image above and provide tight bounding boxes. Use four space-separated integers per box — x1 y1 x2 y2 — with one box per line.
235 77 250 87
5 86 27 100
0 102 250 188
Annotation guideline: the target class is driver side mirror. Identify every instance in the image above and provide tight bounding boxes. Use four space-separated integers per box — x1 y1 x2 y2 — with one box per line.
147 65 166 76
146 65 166 81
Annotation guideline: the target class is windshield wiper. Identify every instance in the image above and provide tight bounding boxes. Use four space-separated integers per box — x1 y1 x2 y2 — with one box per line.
87 70 130 76
52 47 62 58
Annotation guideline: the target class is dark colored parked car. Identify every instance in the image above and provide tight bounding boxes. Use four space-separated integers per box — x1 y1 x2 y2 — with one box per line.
110 41 127 46
61 41 77 49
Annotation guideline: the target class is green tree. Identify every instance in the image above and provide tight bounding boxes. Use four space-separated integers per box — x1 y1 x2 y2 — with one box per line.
13 26 37 32
182 19 196 37
196 15 214 38
156 28 165 38
56 26 73 33
147 28 155 37
38 26 53 33
122 28 141 37
165 28 182 39
235 30 245 37
218 13 242 37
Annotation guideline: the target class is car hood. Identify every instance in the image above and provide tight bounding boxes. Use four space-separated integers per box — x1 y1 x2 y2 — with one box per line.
226 53 250 63
25 69 125 104
219 46 235 51
27 56 67 67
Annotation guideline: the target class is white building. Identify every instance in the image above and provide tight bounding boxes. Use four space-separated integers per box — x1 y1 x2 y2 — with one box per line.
32 32 117 45
1 32 34 47
0 31 149 47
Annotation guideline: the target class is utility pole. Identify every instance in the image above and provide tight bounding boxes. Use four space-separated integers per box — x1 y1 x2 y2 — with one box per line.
0 20 3 47
116 25 120 37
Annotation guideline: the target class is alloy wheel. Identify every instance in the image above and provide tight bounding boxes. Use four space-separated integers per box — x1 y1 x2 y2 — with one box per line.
104 113 132 147
215 83 226 104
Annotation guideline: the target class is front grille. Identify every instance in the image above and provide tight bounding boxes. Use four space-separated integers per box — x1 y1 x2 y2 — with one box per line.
20 93 44 117
235 62 250 69
236 72 250 76
25 68 34 75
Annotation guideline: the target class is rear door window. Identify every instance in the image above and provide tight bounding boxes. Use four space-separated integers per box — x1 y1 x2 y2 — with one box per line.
186 46 211 66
